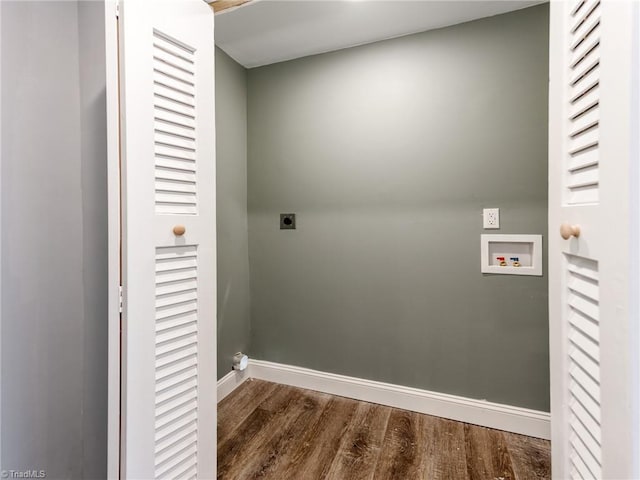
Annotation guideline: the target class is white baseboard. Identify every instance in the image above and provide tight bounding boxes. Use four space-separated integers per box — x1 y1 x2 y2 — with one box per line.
247 359 551 440
217 368 250 402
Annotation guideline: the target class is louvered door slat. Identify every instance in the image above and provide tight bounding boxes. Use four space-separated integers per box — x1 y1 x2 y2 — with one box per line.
154 245 199 479
570 57 598 87
568 305 599 339
155 421 198 455
154 62 195 86
570 108 598 136
568 126 598 155
153 31 198 216
570 433 601 478
568 164 598 191
570 398 601 441
156 346 198 374
154 72 196 96
571 36 599 68
154 48 194 74
155 409 198 444
570 67 599 101
569 351 599 388
569 87 598 121
155 158 196 174
155 83 195 107
570 419 600 452
156 168 197 184
570 0 598 29
571 16 600 53
155 111 196 130
155 191 197 206
568 147 598 172
566 254 602 480
156 291 197 309
156 181 197 196
154 93 195 114
570 1 601 48
156 269 197 285
156 379 197 406
156 278 198 296
569 321 599 361
569 379 601 425
155 132 195 150
155 431 199 468
571 455 595 480
566 0 601 205
569 363 599 401
155 447 197 480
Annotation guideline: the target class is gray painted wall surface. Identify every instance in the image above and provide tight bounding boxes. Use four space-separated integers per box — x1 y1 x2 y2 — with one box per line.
78 2 108 478
1 2 107 477
216 48 251 379
247 5 550 410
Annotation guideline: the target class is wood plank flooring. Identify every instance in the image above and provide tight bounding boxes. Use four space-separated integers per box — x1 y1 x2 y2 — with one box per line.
217 379 551 480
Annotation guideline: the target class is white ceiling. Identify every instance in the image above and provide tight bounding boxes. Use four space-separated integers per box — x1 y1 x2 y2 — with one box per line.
215 0 545 68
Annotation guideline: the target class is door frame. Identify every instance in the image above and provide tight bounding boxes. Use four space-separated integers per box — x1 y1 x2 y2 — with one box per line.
105 1 120 478
631 3 640 476
102 1 640 478
0 1 3 472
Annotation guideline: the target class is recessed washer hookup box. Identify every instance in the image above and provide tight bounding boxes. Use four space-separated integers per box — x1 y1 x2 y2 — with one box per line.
481 234 543 276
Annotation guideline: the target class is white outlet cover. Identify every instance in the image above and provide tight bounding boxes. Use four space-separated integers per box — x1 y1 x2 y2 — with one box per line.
483 208 500 229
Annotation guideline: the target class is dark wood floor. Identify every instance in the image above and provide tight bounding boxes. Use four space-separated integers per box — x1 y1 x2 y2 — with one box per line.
218 379 551 480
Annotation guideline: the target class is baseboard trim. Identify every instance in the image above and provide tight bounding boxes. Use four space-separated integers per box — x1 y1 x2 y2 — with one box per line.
217 368 250 402
248 359 551 440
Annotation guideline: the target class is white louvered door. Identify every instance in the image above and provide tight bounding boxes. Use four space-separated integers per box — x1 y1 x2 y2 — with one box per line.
549 1 637 478
118 1 216 478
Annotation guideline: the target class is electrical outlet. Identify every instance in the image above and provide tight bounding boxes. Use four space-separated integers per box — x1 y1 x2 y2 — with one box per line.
280 213 296 230
483 208 500 229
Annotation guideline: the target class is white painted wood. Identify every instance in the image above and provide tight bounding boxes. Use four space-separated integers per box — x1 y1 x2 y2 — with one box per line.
631 6 640 478
0 1 3 472
117 1 216 478
104 1 120 478
217 370 250 402
549 1 639 477
248 360 551 440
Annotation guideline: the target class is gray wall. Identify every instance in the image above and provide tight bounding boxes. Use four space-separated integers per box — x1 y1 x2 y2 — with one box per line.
247 5 550 410
1 2 107 477
78 2 108 478
216 48 251 379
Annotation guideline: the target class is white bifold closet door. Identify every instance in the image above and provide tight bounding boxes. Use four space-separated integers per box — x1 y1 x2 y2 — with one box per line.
118 1 216 478
549 0 637 478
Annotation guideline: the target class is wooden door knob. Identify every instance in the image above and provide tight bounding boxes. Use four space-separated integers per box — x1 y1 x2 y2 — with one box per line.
560 223 580 240
173 225 186 236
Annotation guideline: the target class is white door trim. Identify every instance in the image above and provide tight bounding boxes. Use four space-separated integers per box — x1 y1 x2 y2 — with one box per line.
105 1 121 478
631 3 640 476
0 1 4 471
